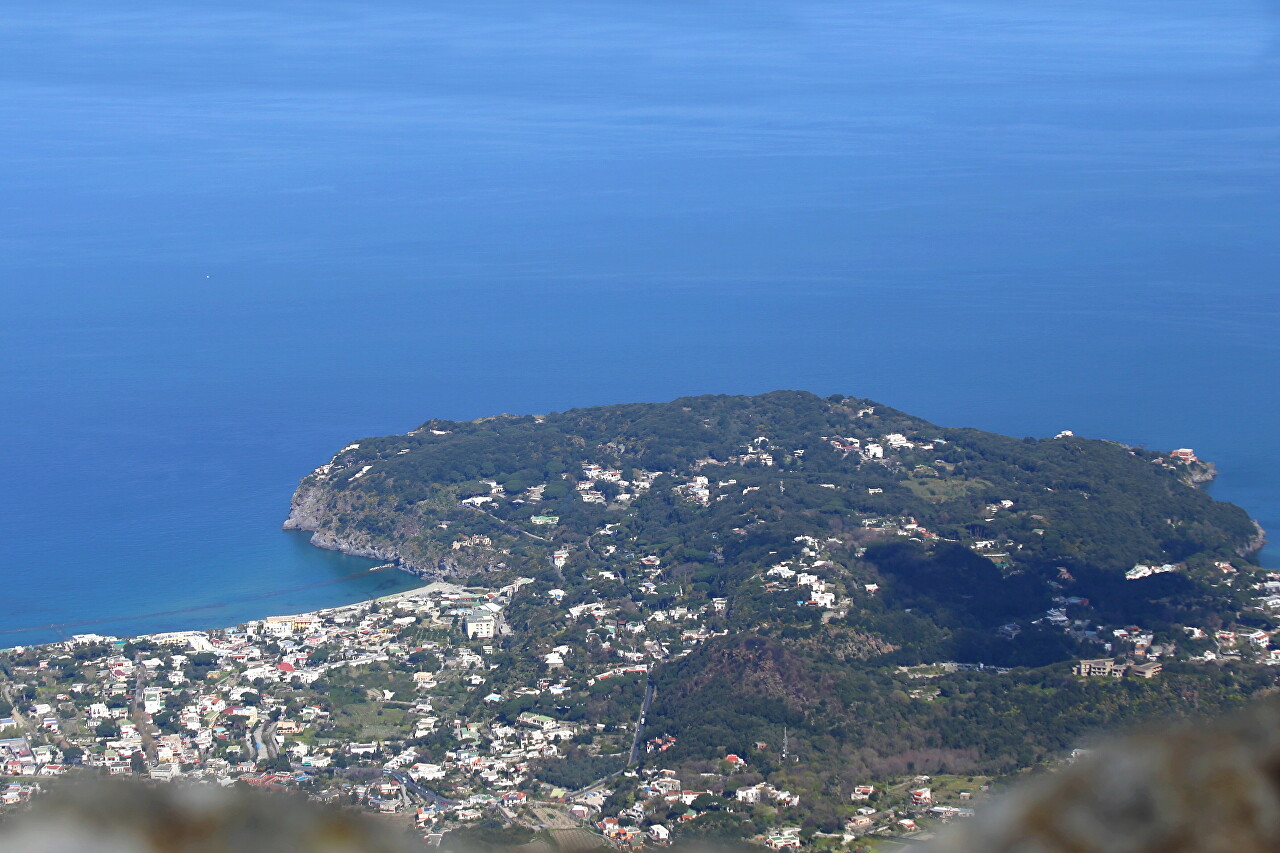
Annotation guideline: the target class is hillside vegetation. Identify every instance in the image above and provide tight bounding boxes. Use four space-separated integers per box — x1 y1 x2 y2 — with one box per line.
287 391 1254 580
285 391 1271 831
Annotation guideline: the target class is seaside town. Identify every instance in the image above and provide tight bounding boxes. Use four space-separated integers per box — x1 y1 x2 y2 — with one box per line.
0 576 1001 849
1 439 1273 849
3 568 1275 849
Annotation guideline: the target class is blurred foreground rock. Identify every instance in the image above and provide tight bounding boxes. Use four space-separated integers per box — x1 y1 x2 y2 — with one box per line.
927 694 1280 853
0 780 417 853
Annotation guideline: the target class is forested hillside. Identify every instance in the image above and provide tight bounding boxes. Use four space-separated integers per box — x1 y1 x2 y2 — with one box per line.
287 391 1255 580
286 391 1271 832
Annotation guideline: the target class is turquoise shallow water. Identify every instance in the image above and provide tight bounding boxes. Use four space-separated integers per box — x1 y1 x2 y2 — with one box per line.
1 1 1278 646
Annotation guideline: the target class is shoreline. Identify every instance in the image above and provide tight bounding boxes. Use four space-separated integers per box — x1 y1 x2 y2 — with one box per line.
0 563 428 653
1186 460 1269 560
10 445 1271 652
4 574 443 653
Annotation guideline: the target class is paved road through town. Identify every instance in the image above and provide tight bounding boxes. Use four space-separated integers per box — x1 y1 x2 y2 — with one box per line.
627 676 655 766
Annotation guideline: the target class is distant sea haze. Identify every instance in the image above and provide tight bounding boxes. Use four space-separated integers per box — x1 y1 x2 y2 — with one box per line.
1 0 1277 645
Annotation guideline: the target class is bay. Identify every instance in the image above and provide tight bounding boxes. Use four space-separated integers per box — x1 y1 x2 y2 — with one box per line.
2 0 1277 646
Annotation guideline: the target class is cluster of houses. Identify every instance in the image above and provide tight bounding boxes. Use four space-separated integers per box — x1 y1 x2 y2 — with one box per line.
0 735 61 779
0 582 550 814
750 534 857 614
1072 578 1280 674
1074 658 1163 679
839 780 979 840
589 766 802 849
820 423 941 464
1125 562 1180 581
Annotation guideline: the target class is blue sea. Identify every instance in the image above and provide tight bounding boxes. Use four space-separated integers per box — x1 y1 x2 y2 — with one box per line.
2 0 1278 647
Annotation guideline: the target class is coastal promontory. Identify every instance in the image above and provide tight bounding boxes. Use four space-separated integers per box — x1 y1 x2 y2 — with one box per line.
279 392 1276 805
286 390 1258 586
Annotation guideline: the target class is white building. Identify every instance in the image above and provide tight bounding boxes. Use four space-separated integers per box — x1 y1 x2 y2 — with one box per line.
464 615 497 640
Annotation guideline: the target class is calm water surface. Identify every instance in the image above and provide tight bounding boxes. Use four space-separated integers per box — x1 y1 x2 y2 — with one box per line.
2 0 1278 645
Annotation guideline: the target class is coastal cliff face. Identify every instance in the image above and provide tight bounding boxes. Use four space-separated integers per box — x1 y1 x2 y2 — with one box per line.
281 480 338 539
284 472 506 577
282 480 396 560
1179 462 1267 558
1242 519 1269 558
1184 461 1218 487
